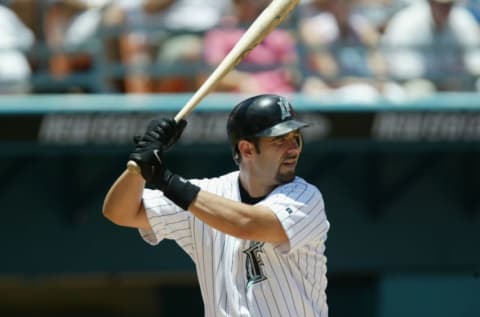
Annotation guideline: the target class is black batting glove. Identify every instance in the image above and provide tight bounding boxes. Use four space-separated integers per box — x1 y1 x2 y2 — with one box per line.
129 144 200 210
129 117 186 181
143 118 187 152
128 137 166 185
128 122 200 210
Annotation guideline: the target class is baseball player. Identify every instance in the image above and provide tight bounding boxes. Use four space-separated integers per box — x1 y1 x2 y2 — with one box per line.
103 94 330 317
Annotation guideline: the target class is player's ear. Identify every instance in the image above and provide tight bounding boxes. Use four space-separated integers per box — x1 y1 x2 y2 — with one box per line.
238 140 255 161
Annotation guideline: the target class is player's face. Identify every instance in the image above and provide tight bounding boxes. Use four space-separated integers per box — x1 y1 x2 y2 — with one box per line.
255 130 303 184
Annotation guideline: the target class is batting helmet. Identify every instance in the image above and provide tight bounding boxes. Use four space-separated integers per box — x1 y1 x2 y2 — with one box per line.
227 94 309 163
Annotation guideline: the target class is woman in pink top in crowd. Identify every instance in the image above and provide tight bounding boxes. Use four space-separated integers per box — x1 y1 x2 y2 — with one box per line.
202 0 299 93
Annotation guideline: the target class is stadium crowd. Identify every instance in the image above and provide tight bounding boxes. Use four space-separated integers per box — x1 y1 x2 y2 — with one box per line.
0 0 479 100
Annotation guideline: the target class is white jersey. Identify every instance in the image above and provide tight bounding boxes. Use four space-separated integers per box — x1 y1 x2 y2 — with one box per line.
139 171 330 317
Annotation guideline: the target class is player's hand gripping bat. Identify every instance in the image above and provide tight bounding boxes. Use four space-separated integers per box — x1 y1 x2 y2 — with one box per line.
127 0 301 174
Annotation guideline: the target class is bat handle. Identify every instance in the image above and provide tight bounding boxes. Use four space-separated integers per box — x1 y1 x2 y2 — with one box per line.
127 160 141 175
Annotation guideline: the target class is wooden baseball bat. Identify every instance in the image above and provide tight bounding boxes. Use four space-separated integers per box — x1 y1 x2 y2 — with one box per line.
127 0 300 174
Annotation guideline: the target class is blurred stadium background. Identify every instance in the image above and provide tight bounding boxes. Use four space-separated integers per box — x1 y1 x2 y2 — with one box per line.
1 0 479 316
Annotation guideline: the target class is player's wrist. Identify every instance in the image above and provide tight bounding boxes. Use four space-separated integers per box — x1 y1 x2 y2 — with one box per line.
162 172 200 210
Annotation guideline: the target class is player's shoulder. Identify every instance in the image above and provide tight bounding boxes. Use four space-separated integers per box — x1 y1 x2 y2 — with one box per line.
292 175 319 190
274 176 323 198
265 177 325 210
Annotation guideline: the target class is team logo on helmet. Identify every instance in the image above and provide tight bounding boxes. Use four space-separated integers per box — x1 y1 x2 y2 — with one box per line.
277 97 293 120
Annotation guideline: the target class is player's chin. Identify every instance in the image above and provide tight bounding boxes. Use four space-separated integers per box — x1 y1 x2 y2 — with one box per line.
276 169 296 184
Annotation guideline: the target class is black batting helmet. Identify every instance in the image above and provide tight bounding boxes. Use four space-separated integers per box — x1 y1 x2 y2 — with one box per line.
227 94 309 163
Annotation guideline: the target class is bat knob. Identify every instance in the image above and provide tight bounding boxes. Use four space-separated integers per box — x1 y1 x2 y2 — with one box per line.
127 160 141 175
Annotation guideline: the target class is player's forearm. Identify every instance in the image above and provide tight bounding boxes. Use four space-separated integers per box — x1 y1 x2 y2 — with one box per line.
189 190 288 243
103 169 149 229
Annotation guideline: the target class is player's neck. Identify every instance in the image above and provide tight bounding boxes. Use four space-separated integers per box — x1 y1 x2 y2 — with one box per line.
238 178 266 204
238 172 276 199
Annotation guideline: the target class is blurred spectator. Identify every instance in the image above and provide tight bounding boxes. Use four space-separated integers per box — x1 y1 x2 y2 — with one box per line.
353 0 409 34
381 0 480 92
114 0 230 93
0 4 34 94
466 0 480 22
202 0 299 94
7 0 43 40
297 0 388 96
43 0 112 79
